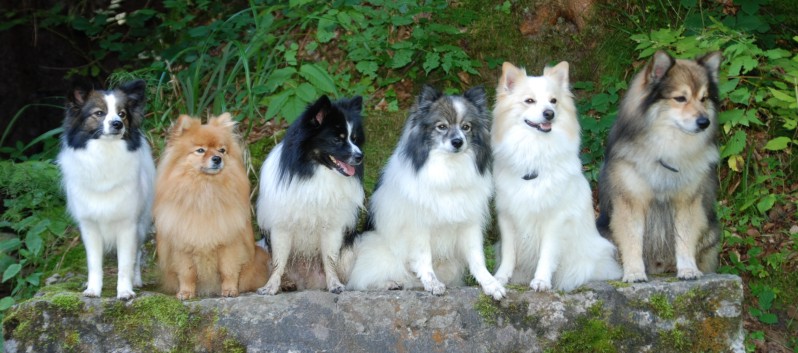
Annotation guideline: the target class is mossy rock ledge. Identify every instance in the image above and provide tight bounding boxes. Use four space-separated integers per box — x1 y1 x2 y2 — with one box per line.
3 274 743 353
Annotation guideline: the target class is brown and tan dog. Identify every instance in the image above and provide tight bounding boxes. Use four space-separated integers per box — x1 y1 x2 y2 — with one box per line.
154 113 269 299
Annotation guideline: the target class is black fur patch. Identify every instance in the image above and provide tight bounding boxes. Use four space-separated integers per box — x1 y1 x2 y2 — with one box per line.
277 95 365 183
399 85 492 175
62 79 147 151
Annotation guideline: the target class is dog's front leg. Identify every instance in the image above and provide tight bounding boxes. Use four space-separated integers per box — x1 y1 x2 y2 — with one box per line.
174 252 197 300
460 224 506 300
115 223 139 300
258 228 291 295
673 193 706 280
321 229 345 294
409 232 445 295
610 164 650 283
80 220 104 298
218 244 246 297
530 221 561 291
493 213 517 285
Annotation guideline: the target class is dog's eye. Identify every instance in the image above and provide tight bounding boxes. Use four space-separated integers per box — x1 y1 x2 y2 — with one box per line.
462 123 472 132
674 96 687 103
436 124 448 131
94 111 105 117
550 98 557 104
196 148 205 154
218 148 226 154
700 96 707 103
118 111 126 119
524 98 536 104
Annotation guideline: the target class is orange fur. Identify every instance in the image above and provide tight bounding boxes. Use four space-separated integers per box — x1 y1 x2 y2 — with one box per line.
154 113 270 299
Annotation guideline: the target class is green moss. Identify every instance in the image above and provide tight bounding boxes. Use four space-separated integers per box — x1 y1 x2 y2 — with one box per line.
474 293 536 327
48 292 83 314
100 293 246 352
474 294 501 325
608 281 631 289
648 294 675 320
546 302 625 353
223 337 247 353
62 330 81 352
659 327 689 352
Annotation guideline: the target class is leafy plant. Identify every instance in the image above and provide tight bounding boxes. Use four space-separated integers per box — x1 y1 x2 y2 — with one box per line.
0 161 72 318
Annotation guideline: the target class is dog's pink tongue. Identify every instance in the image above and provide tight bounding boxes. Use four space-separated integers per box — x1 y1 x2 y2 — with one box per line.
337 160 356 176
540 122 552 130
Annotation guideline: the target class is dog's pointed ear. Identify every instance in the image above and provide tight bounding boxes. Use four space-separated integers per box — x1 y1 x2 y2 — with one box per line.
171 114 198 137
118 79 147 125
307 95 332 126
544 61 570 89
68 79 94 107
697 51 722 84
347 96 364 114
209 112 236 130
499 62 526 93
118 79 146 105
646 51 674 85
417 85 443 106
464 85 487 112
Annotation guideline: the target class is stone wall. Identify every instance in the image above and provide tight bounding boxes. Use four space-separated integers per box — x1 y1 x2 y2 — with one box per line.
3 274 744 352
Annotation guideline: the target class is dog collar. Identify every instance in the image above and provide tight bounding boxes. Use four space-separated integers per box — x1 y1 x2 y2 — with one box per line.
658 159 679 173
522 171 539 180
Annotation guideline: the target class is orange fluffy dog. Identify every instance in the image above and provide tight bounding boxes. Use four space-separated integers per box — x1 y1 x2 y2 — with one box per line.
154 113 270 299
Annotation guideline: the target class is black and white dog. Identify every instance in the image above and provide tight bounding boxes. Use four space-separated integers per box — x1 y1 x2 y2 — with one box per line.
57 79 155 300
346 86 506 300
256 96 365 295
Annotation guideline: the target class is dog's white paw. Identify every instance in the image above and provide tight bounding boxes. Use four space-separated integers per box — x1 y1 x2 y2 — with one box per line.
494 275 509 286
257 282 280 296
328 282 345 294
622 272 648 283
481 279 507 300
83 288 101 298
116 289 136 301
677 268 703 280
423 279 446 296
386 281 403 290
529 278 551 292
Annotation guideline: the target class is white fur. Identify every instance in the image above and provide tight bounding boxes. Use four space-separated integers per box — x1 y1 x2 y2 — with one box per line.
347 132 506 300
492 63 622 292
256 143 364 295
58 132 155 300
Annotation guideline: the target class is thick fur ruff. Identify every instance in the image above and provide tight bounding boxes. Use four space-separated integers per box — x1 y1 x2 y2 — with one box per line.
256 96 365 295
346 85 506 300
57 79 155 300
596 50 723 283
155 113 270 299
492 62 622 292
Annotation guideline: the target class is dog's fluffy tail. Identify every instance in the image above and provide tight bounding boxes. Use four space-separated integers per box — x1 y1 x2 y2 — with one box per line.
345 231 409 291
554 231 622 291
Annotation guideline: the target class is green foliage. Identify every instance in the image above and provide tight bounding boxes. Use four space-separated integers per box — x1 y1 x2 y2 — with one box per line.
0 161 72 323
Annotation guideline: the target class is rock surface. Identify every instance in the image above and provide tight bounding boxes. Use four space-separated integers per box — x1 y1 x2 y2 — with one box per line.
3 274 744 353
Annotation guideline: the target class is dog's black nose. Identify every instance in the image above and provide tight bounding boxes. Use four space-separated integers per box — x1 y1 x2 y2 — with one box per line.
696 116 710 130
451 138 463 149
543 109 555 121
111 120 124 130
352 151 363 164
211 156 222 165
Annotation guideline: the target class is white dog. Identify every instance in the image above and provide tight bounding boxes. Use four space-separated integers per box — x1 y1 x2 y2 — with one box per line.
491 62 622 291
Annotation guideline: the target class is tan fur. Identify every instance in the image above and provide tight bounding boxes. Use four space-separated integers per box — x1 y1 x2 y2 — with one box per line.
154 113 270 299
597 51 722 283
